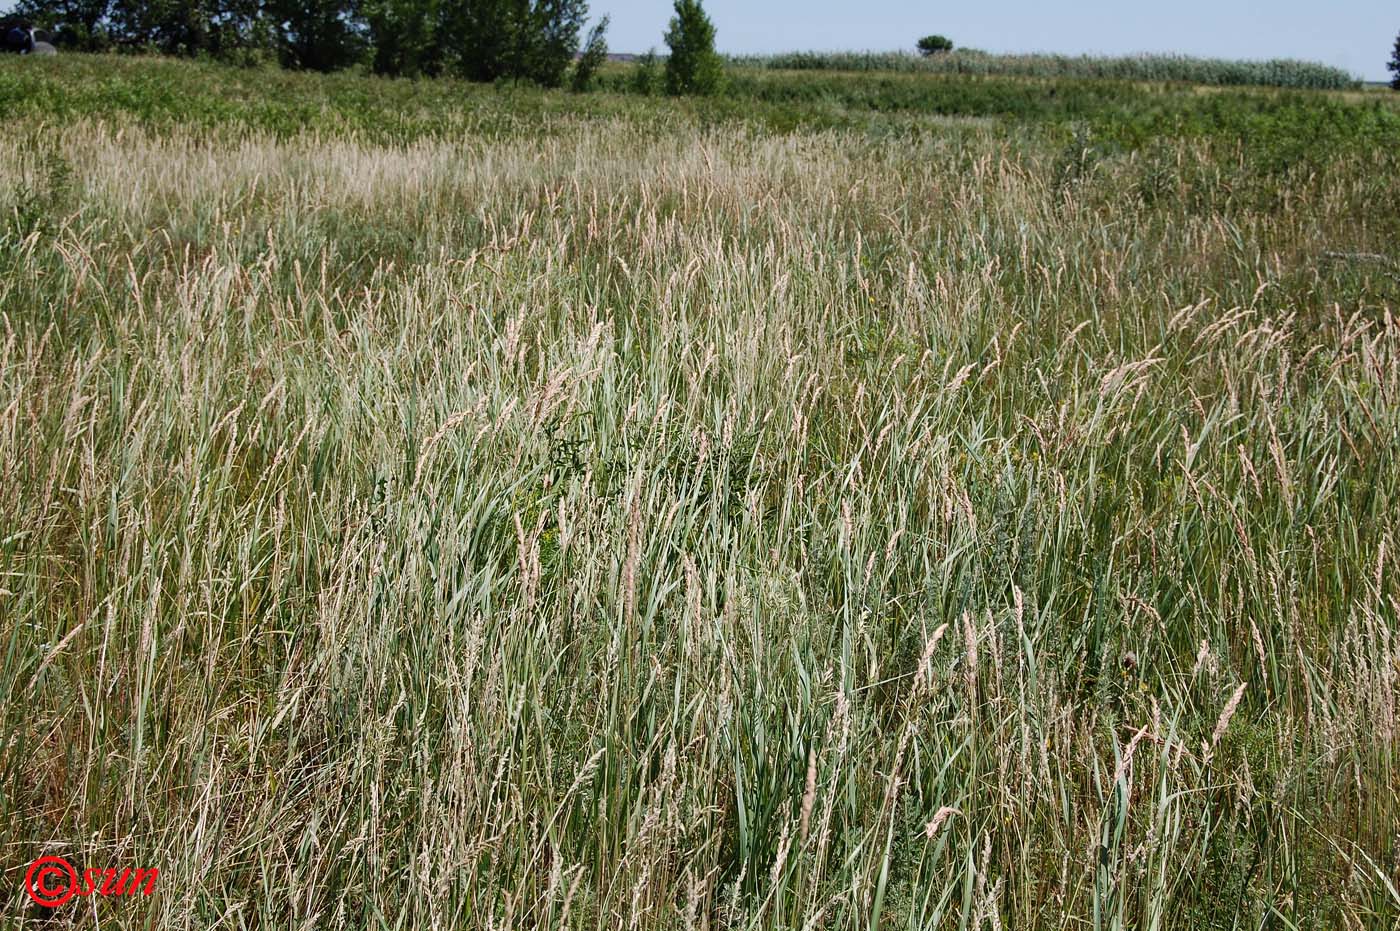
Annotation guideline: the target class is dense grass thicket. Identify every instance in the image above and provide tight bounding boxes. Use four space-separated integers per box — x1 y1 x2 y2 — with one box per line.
735 49 1360 91
2 54 1399 930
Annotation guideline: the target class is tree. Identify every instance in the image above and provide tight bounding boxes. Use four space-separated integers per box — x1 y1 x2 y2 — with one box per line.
17 0 273 60
267 0 365 70
1390 30 1400 90
436 0 509 81
434 0 587 86
570 14 607 91
520 0 587 85
663 0 721 96
14 0 592 79
364 0 441 75
106 0 264 58
12 0 115 50
916 34 952 56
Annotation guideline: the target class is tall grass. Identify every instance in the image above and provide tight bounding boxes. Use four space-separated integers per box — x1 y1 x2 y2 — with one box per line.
736 50 1360 90
1 55 1398 929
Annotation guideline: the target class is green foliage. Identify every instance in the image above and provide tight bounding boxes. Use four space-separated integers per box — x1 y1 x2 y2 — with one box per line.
436 0 589 85
736 49 1359 90
17 0 320 63
630 46 659 95
12 0 115 50
915 34 952 56
364 0 440 76
517 0 590 85
14 0 596 84
107 0 266 58
5 52 1398 165
570 14 607 91
684 68 1400 169
663 0 722 96
1 147 72 249
266 0 365 71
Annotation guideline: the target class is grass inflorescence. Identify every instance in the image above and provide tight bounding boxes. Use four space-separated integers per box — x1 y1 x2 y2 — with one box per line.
1 52 1398 930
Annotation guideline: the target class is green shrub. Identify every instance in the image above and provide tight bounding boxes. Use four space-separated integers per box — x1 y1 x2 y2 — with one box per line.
916 34 953 56
630 47 660 95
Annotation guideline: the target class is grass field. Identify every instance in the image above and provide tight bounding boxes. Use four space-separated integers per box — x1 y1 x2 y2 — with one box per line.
729 50 1359 91
2 54 1399 930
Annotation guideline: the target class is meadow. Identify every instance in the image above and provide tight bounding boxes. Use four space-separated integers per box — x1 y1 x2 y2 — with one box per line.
2 54 1399 929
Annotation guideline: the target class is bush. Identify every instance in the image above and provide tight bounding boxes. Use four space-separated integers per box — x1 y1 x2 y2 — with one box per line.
916 34 952 56
664 0 723 96
630 47 660 94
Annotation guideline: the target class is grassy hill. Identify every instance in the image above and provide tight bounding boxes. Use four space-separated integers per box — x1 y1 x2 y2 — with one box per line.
2 53 1399 930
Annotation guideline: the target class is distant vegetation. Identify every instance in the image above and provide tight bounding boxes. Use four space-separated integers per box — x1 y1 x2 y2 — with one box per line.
732 49 1359 90
12 0 609 85
6 53 1395 163
916 34 953 56
594 65 1400 165
10 0 1363 94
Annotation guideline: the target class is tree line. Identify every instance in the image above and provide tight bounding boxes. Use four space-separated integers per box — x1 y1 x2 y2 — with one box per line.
11 0 597 80
9 0 724 92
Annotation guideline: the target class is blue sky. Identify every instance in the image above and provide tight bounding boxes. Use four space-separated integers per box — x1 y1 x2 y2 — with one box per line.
598 1 1396 81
